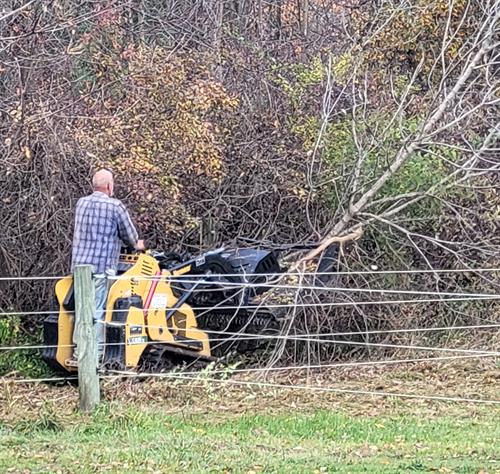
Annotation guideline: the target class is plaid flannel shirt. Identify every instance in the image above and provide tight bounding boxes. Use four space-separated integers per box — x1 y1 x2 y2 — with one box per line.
71 191 139 274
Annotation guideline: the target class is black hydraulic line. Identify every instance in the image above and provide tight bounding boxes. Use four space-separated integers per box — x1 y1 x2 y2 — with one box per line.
165 278 205 321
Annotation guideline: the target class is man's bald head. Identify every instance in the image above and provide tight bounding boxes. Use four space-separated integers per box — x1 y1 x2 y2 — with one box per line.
92 169 114 196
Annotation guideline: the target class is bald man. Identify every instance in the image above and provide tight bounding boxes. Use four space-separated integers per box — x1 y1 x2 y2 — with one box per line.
70 169 144 364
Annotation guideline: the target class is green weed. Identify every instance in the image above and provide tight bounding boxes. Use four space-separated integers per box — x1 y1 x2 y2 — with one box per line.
0 317 50 378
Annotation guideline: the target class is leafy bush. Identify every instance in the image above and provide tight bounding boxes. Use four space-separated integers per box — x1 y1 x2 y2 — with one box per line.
0 317 50 378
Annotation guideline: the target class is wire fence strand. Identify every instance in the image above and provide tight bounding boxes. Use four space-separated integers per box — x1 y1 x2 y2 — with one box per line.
5 356 499 406
105 353 498 379
2 293 500 319
100 372 500 405
1 322 499 352
2 266 500 282
109 267 500 280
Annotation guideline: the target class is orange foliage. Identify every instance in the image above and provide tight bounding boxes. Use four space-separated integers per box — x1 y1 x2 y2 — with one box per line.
73 42 238 236
353 0 471 74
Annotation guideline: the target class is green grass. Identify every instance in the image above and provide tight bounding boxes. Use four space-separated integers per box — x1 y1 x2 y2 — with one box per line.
0 402 498 473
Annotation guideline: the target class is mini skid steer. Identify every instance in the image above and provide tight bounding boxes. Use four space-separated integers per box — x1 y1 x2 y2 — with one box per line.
43 247 283 374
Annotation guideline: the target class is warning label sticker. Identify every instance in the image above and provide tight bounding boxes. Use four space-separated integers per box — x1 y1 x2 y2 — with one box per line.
151 294 168 309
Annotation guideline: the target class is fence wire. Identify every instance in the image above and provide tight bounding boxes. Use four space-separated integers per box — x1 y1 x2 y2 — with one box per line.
2 266 500 282
0 268 498 406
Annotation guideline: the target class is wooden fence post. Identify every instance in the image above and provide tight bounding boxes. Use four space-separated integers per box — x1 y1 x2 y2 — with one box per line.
74 264 100 412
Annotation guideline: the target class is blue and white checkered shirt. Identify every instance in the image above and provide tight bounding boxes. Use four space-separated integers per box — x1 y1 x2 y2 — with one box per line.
71 191 139 274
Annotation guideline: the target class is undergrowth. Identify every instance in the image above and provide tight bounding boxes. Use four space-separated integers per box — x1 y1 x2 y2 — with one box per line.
0 316 50 378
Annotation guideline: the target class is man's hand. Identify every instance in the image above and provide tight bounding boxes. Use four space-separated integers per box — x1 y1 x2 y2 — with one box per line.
135 239 146 251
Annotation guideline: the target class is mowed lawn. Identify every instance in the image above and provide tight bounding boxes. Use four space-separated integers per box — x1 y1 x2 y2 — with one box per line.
1 400 498 473
1 360 499 473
